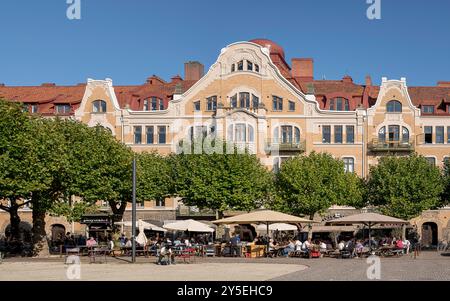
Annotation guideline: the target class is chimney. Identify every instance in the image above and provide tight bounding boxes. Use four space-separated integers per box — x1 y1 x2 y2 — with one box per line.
365 75 372 86
437 81 450 87
342 75 353 83
291 58 314 81
184 61 204 81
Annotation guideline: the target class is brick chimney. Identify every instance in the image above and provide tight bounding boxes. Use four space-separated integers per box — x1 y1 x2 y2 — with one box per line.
291 58 314 81
365 75 372 86
184 61 204 81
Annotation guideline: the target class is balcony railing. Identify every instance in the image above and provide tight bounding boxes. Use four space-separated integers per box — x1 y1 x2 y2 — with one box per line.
368 138 414 152
265 139 306 154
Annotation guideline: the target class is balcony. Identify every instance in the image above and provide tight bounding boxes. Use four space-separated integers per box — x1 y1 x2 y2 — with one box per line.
368 138 414 153
265 139 306 154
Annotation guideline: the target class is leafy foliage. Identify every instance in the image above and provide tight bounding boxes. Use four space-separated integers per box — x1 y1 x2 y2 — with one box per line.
366 155 445 219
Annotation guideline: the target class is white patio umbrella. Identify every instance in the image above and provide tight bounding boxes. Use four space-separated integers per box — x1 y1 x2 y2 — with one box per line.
163 219 215 233
136 219 148 246
256 223 298 233
115 220 167 232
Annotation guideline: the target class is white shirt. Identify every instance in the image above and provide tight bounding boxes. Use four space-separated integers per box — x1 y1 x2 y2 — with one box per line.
184 239 191 247
295 240 302 251
338 242 345 250
302 241 310 250
320 242 327 250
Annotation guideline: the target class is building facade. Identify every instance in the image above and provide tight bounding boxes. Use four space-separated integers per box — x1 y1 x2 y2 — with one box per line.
1 39 449 241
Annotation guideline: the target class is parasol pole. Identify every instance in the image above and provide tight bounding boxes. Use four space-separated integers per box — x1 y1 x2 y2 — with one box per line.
131 156 137 263
266 221 270 257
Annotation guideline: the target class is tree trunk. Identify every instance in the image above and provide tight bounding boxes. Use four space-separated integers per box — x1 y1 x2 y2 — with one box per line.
307 214 315 240
32 196 49 257
9 202 21 241
109 200 127 222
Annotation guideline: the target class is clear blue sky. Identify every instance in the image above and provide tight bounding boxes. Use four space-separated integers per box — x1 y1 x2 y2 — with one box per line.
1 0 449 86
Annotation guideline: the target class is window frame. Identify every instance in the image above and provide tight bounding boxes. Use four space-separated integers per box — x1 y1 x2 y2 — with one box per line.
424 126 433 144
343 157 355 173
134 126 142 144
334 125 343 143
346 125 355 144
322 125 331 144
194 101 201 112
436 126 444 144
146 126 154 145
386 100 402 113
157 126 166 144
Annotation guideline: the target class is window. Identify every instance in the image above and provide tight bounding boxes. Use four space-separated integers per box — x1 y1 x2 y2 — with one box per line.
24 103 38 113
288 101 295 111
436 126 444 144
255 64 259 72
146 126 154 144
134 126 142 144
447 104 450 113
343 157 354 173
231 64 235 72
92 100 107 113
334 125 343 143
230 94 237 108
159 99 164 110
322 125 331 143
386 100 402 113
143 99 149 111
151 97 158 111
346 126 354 143
227 124 254 143
252 94 259 109
444 157 450 166
239 92 250 109
272 96 283 111
156 199 165 207
194 101 201 111
237 60 243 71
424 126 433 144
425 157 436 166
274 126 301 144
330 98 349 111
189 126 207 141
422 105 435 114
448 126 450 143
55 104 71 114
207 96 217 111
247 61 253 71
281 126 293 144
402 127 409 143
157 126 166 144
378 127 386 142
388 125 400 142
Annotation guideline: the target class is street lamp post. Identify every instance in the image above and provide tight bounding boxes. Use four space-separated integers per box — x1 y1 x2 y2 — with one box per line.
131 156 137 263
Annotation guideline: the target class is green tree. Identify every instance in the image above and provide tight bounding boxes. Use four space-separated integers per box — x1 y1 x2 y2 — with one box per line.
171 139 274 218
366 155 445 220
443 158 450 205
136 152 172 206
274 152 364 219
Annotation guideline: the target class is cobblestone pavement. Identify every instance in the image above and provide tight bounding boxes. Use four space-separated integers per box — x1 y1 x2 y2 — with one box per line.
0 251 448 281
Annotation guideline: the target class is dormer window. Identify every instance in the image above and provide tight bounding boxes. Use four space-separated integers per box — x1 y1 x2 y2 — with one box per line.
151 98 158 111
55 104 71 115
422 105 434 114
143 97 163 111
231 60 260 73
92 100 107 113
23 103 38 114
330 97 350 111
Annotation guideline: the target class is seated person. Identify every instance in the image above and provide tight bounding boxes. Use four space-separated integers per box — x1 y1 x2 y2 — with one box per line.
319 241 327 253
355 240 364 256
157 243 175 265
282 240 295 256
395 239 404 250
338 240 345 251
174 237 182 246
294 239 302 251
86 237 97 248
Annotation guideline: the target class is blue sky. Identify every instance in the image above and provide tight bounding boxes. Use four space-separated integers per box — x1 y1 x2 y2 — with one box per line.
0 0 449 86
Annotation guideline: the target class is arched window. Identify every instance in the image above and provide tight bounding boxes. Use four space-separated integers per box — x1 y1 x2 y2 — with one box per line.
329 99 335 110
274 126 301 144
92 100 106 113
387 100 402 113
378 126 386 142
402 127 409 143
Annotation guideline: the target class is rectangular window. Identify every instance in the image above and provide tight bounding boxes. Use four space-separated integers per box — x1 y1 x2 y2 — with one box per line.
334 125 343 143
143 99 149 111
30 104 38 113
151 98 158 111
343 157 354 173
146 126 154 144
156 199 165 207
230 95 237 108
159 99 164 110
448 126 450 143
134 126 142 144
194 101 200 111
288 101 295 111
252 95 259 109
55 104 71 114
272 96 283 111
281 126 293 144
239 92 250 109
346 125 355 144
322 125 331 143
424 126 433 144
436 126 444 144
336 98 343 111
425 157 436 166
207 96 217 111
422 105 435 114
237 60 243 71
157 126 166 144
